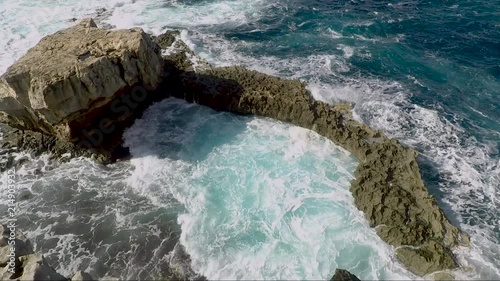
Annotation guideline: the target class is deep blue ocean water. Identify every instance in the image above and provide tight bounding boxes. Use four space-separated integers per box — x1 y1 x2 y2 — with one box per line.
0 0 499 279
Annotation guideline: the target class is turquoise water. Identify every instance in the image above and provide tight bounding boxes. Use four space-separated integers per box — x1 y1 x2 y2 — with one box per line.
0 0 499 279
124 98 406 279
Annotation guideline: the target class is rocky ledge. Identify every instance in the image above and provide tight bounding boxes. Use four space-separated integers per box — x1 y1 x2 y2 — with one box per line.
0 224 93 280
0 19 469 278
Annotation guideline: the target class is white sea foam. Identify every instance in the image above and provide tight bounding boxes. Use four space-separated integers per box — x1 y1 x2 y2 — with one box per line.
123 98 414 280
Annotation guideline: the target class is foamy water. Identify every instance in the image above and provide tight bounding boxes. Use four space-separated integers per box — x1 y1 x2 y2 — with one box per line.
0 0 499 280
123 98 413 280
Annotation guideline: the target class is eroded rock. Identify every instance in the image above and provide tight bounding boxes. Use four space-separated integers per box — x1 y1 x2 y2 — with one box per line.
0 18 164 143
396 242 458 276
0 224 34 266
330 269 361 281
432 272 455 280
168 243 206 281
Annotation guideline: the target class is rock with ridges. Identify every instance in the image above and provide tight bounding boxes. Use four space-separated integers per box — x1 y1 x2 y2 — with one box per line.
99 276 120 281
0 224 34 265
0 18 163 142
396 241 458 276
432 272 455 280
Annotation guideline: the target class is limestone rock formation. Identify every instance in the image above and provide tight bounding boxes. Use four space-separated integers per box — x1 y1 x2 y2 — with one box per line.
0 21 470 278
0 124 111 169
0 18 163 144
396 242 457 277
156 33 469 275
330 269 361 281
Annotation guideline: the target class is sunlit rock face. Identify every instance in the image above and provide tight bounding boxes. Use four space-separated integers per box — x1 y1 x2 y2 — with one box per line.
0 18 163 142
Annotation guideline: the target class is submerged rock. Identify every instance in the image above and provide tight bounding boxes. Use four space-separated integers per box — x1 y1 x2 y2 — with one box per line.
18 189 35 201
396 242 457 276
330 269 361 281
168 243 206 281
432 272 455 280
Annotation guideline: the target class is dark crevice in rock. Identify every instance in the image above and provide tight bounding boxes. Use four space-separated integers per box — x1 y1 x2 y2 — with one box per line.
78 51 91 61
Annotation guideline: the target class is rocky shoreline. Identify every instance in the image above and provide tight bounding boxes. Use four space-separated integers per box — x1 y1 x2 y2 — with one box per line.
0 224 360 281
0 19 469 279
0 224 92 280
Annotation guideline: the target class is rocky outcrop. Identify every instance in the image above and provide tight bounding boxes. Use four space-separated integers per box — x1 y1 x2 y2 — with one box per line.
155 32 470 276
71 271 94 281
0 20 469 277
0 18 163 146
330 269 361 281
167 243 206 281
2 254 68 281
0 224 34 265
0 224 94 280
0 124 116 171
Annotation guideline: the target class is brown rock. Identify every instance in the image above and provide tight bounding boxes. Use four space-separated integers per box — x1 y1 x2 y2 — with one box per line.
330 269 361 281
396 241 458 276
0 24 470 278
0 18 163 142
432 272 455 280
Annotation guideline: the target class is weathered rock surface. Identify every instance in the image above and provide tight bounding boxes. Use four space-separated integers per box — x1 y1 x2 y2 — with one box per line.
168 243 206 281
7 254 67 281
0 20 469 277
330 269 361 281
0 225 93 281
396 242 457 277
0 124 113 172
432 272 455 280
0 224 34 265
0 18 163 144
